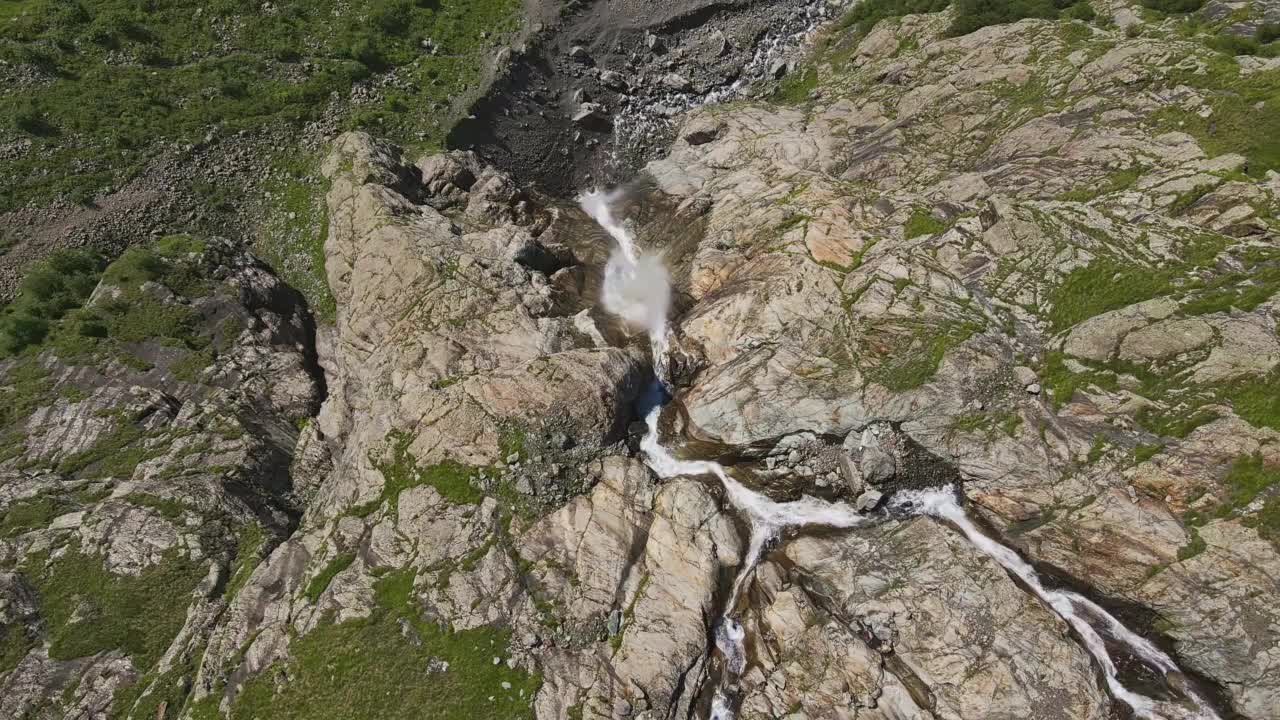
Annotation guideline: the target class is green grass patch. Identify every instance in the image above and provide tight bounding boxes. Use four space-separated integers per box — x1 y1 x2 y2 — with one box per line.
1181 260 1280 316
224 522 268 601
1252 494 1280 547
365 431 484 511
1136 406 1220 439
1056 164 1146 202
1 622 35 674
772 66 818 104
123 493 188 520
372 567 417 610
0 357 52 429
1006 505 1058 536
999 411 1023 437
1040 351 1117 408
1223 370 1280 431
98 293 207 350
1047 258 1173 331
1153 60 1280 179
1176 527 1207 561
54 408 157 479
498 424 528 461
230 561 539 720
869 321 980 391
0 248 106 357
109 647 205 720
25 547 205 668
0 494 68 536
904 208 948 238
1136 440 1167 461
1222 453 1279 509
950 413 994 433
1167 183 1216 215
304 552 357 604
1184 453 1280 550
255 152 336 323
0 0 522 210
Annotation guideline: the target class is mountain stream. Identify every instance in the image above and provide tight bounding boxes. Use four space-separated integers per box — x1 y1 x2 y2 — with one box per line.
579 190 1221 720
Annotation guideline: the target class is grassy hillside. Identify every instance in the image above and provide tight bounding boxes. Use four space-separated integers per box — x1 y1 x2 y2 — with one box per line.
0 0 520 211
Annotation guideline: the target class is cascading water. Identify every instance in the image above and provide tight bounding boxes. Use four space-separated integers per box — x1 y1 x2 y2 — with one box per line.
580 190 672 380
890 488 1222 720
580 190 1220 720
581 190 868 718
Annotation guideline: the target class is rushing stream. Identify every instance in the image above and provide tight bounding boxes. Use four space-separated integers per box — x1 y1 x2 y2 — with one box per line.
891 489 1222 720
579 191 1221 720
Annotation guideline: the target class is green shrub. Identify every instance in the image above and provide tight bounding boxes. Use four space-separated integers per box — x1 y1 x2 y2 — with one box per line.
101 246 164 287
832 0 1098 39
949 0 1061 36
11 100 58 136
1208 33 1264 57
1140 0 1204 13
837 0 951 36
0 315 50 354
1259 23 1280 45
0 247 106 357
1063 1 1095 21
95 294 204 349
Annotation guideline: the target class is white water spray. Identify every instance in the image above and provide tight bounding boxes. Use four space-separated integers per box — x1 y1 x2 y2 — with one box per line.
581 190 672 377
891 488 1221 720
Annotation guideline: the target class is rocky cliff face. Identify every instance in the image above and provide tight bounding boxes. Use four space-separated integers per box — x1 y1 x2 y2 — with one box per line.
2 2 1279 720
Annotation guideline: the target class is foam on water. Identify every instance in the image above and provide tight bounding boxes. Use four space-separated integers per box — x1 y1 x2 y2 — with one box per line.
581 190 672 377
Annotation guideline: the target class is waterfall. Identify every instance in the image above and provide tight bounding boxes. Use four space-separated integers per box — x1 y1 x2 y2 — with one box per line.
579 191 1218 720
582 190 868 716
891 488 1221 720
